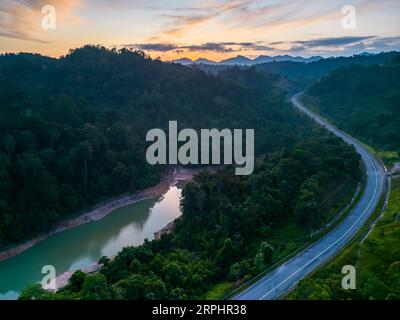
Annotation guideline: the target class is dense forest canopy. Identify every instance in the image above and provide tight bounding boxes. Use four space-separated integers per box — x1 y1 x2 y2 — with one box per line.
0 45 311 247
20 135 361 300
254 52 398 81
303 54 400 153
0 45 374 301
292 178 400 301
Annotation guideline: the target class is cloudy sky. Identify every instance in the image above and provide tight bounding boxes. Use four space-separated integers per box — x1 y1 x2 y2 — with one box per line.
0 0 399 61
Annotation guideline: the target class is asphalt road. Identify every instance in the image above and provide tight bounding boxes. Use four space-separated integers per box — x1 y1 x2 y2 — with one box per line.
234 92 387 300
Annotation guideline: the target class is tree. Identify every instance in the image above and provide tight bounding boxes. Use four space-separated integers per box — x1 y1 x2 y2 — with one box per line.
163 262 183 288
82 274 110 300
2 135 15 157
229 262 241 282
260 241 274 265
68 270 87 292
18 284 53 300
295 279 332 300
143 274 168 300
74 141 93 192
170 287 186 300
116 274 145 300
215 238 235 270
294 177 321 227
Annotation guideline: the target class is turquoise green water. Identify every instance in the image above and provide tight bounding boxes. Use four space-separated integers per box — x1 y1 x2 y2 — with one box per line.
0 186 182 300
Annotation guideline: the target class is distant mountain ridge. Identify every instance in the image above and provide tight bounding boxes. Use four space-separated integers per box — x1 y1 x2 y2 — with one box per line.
255 51 399 80
170 54 324 65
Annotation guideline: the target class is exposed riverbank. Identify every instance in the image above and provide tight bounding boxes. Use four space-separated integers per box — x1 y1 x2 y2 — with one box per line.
0 167 206 262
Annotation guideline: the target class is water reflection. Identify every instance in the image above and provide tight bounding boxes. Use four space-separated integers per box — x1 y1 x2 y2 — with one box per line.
0 186 182 300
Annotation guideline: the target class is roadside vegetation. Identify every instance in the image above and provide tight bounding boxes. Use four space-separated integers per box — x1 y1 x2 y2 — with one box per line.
301 54 400 167
254 52 398 81
9 45 397 300
289 177 400 300
288 55 400 299
19 135 361 299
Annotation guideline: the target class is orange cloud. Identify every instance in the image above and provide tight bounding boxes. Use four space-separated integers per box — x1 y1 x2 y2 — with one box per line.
1 0 398 59
154 0 248 39
163 14 212 37
0 0 83 43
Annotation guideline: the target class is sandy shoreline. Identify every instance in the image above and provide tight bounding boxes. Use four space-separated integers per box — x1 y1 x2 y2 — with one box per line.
0 167 204 262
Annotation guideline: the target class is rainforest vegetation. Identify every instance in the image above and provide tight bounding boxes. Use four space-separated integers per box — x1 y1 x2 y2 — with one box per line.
0 45 378 300
0 45 309 247
302 54 400 154
291 178 400 300
19 134 361 300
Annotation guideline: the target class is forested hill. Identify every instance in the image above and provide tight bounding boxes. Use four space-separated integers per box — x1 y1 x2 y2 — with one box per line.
0 45 309 247
255 51 398 80
302 54 400 154
20 136 361 300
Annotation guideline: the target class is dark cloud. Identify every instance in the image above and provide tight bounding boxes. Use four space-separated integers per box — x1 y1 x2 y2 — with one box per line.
368 36 400 48
126 43 179 52
182 42 234 53
220 42 256 47
343 36 400 53
122 41 274 53
288 44 307 52
0 30 50 43
269 41 284 46
276 35 400 56
295 36 375 48
181 42 275 52
122 36 400 57
250 45 276 51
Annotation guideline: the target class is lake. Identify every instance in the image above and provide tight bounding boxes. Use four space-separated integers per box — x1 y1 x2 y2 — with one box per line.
0 186 182 300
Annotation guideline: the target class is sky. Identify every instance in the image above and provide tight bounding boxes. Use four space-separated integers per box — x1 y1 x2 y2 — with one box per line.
0 0 399 61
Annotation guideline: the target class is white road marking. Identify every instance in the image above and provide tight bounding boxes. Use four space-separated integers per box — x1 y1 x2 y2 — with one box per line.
256 95 380 300
234 93 383 300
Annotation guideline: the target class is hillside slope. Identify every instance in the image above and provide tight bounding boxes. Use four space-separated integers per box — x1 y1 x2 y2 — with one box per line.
0 45 310 247
302 54 400 158
255 52 398 80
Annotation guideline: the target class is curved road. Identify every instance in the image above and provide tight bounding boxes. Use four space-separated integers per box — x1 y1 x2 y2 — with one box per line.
234 92 387 300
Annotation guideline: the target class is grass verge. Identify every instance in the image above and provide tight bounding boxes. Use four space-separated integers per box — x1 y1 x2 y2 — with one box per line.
286 176 399 300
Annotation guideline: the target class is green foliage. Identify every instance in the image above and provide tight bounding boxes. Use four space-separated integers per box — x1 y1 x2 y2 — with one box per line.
292 178 400 300
204 282 232 300
0 45 308 247
81 274 110 300
24 136 360 300
9 45 364 300
304 57 400 152
67 270 87 293
255 52 398 80
260 241 274 265
19 284 53 300
294 279 333 300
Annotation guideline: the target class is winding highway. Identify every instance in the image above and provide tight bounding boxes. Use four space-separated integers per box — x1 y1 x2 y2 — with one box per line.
234 92 387 300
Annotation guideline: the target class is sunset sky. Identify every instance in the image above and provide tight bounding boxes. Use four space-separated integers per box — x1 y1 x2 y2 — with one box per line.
0 0 399 61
